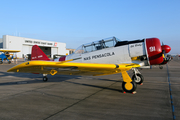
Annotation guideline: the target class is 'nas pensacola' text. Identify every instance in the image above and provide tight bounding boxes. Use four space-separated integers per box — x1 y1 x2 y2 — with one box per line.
83 52 115 61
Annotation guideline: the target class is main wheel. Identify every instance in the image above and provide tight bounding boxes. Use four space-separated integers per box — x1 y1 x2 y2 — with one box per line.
122 81 137 93
8 61 11 64
0 61 2 64
132 74 144 84
43 76 48 82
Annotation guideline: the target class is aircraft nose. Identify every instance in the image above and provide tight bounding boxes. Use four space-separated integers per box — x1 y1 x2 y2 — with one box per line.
161 45 171 53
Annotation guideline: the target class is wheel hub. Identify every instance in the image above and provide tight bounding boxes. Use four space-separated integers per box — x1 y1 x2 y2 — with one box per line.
125 82 133 90
135 76 141 83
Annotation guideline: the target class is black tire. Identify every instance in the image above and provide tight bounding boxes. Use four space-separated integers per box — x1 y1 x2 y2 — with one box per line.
43 76 48 82
132 74 144 84
159 66 163 69
8 61 11 64
0 61 2 64
122 81 137 93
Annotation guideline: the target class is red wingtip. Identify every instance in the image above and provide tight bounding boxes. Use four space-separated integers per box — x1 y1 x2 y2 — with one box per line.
31 45 50 61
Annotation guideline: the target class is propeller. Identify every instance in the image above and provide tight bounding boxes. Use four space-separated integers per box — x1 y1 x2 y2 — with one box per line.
161 42 171 64
162 42 166 60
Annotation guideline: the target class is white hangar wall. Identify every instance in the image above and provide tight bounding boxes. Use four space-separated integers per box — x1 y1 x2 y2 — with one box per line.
2 35 69 58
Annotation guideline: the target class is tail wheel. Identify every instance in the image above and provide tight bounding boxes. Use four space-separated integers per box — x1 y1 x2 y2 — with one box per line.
132 74 144 84
43 76 48 82
159 66 163 69
122 81 137 93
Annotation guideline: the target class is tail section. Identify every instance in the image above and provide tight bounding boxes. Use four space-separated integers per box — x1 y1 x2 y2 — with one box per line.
31 45 50 61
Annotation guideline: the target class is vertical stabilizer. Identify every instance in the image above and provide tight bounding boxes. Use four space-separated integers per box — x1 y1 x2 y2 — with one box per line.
31 45 50 61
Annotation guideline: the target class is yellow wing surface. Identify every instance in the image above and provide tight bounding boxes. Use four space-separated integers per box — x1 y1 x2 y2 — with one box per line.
0 50 20 53
7 61 140 76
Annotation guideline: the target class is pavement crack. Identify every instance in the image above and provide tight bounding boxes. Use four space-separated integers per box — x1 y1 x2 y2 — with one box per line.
0 83 57 101
33 90 81 101
43 81 118 120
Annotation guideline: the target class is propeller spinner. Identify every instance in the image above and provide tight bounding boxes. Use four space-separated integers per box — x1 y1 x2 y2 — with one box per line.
161 45 171 54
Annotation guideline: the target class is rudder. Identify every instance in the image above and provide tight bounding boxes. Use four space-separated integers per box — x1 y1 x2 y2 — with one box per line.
31 45 50 61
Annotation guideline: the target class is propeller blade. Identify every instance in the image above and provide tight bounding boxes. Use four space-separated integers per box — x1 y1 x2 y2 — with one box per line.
162 53 166 61
162 42 164 46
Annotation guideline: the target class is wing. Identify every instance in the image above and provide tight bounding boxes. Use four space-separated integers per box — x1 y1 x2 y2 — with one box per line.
7 61 140 76
0 50 20 53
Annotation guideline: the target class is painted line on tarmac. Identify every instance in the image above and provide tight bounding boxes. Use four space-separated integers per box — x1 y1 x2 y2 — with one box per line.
166 64 176 120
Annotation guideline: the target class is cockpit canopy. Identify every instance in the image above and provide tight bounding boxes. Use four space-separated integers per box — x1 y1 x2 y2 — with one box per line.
74 37 120 54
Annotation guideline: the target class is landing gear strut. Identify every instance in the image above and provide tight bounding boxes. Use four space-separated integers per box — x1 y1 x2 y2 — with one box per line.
43 74 48 82
121 71 137 93
42 70 57 82
132 68 144 85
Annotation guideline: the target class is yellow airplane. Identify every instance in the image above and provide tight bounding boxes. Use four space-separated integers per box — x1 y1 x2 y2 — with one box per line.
0 50 20 64
7 37 171 93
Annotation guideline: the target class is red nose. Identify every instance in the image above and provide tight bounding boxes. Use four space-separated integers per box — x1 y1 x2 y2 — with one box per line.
161 45 171 53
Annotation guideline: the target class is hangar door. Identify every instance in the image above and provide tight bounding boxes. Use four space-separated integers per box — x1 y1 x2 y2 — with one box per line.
22 45 31 57
39 47 51 58
51 47 58 55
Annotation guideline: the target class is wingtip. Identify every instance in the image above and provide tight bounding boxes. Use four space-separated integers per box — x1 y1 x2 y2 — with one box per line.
7 67 14 72
7 68 15 72
6 62 26 72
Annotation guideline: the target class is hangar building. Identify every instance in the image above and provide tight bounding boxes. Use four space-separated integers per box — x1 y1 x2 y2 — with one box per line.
0 35 69 59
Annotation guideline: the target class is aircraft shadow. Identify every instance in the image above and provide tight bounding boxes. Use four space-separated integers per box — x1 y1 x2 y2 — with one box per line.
65 80 123 93
0 71 75 86
0 71 123 92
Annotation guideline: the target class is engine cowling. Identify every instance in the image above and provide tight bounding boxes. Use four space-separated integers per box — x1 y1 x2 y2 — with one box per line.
145 38 164 65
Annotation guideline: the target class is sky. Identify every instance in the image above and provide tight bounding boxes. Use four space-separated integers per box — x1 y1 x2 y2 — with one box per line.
0 0 180 54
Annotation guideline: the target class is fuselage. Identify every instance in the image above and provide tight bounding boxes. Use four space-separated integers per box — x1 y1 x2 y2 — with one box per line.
66 42 144 64
54 37 171 67
55 37 145 66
